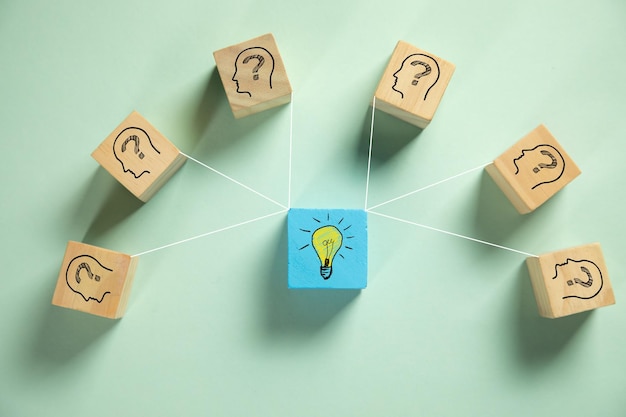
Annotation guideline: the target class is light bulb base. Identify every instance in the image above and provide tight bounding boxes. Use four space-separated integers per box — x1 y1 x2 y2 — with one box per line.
320 266 332 280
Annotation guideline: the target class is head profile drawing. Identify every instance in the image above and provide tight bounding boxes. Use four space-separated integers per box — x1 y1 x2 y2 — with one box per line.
552 258 603 300
512 144 565 189
391 53 440 100
232 46 275 97
112 126 160 179
66 254 113 303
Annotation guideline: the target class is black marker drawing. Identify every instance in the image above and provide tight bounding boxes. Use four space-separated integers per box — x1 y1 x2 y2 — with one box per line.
392 53 440 100
243 55 265 80
66 255 113 303
567 266 593 288
311 225 343 279
298 214 354 280
410 61 432 85
113 126 160 179
513 144 565 189
122 135 144 159
232 47 275 97
75 262 101 283
552 258 603 300
533 150 557 173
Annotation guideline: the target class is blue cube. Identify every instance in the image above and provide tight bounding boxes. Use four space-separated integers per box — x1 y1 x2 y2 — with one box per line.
287 208 367 289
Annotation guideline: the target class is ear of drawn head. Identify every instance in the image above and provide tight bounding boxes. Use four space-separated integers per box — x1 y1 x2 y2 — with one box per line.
112 126 160 179
391 53 440 100
512 144 565 189
232 46 275 97
65 255 113 303
553 258 603 300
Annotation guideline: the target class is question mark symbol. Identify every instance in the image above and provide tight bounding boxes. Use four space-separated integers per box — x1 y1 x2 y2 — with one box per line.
75 262 101 284
410 60 432 86
121 134 145 159
243 55 265 80
566 266 593 288
533 149 558 173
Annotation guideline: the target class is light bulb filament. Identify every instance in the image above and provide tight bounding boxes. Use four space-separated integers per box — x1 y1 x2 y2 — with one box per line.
323 239 335 263
311 226 343 280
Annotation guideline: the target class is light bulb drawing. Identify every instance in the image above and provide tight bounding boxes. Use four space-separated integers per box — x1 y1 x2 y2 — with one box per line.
311 225 343 279
297 213 355 280
289 209 366 289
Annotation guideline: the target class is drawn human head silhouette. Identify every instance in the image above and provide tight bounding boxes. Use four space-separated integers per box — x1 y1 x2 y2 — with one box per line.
513 144 565 189
112 126 160 179
232 47 275 97
552 258 603 300
66 255 113 303
391 53 440 100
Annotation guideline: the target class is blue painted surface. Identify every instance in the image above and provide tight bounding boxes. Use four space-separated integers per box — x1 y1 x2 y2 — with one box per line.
288 208 367 289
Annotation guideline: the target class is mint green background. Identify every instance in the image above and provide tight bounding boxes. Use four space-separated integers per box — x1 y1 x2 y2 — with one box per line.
1 1 625 416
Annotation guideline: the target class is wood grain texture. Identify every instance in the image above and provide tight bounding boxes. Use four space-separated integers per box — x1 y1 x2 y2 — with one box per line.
526 243 614 318
52 241 139 319
374 40 455 128
214 33 292 118
92 111 186 202
485 124 581 214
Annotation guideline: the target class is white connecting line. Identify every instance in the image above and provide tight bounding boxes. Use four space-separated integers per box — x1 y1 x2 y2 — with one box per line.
182 152 287 210
366 211 537 257
134 92 536 259
132 94 295 258
367 162 491 211
364 96 376 211
131 209 287 257
287 92 294 209
363 96 537 258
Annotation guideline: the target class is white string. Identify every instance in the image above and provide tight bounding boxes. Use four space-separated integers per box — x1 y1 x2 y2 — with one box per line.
132 101 294 259
368 210 538 258
367 161 491 211
364 96 376 210
131 209 287 257
287 92 294 209
181 152 287 210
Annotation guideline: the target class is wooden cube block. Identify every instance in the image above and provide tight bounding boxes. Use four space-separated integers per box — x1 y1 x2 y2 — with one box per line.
526 243 615 318
485 125 581 214
288 208 367 289
92 111 187 202
52 241 139 319
213 33 292 118
374 40 455 128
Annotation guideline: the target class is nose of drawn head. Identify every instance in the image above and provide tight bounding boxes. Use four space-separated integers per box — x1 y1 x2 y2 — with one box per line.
391 72 401 89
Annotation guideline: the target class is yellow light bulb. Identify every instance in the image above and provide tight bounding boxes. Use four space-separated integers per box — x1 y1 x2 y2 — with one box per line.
311 225 343 280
